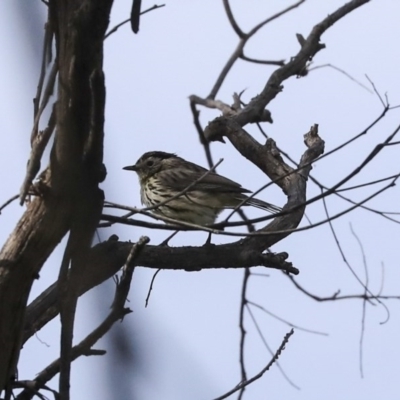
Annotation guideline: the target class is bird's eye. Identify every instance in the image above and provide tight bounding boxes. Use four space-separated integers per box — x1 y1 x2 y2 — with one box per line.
146 160 154 167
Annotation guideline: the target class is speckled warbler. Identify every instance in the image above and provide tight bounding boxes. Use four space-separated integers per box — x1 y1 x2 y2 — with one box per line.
123 151 280 225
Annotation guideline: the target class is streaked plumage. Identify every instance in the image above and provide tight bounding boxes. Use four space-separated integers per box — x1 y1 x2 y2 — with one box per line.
123 151 280 225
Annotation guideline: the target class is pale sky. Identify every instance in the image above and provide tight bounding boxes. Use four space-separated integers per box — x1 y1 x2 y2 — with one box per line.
1 1 400 399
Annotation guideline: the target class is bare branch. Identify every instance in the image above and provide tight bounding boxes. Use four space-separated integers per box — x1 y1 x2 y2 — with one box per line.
308 63 373 93
30 59 57 146
23 241 297 347
222 0 245 38
213 329 295 400
104 4 166 39
193 0 370 126
246 304 299 389
189 95 236 116
207 43 246 100
20 103 57 204
286 274 400 303
0 195 19 214
33 17 53 118
247 0 305 38
145 269 161 307
349 224 369 377
247 300 328 336
240 54 285 66
130 0 142 34
0 0 112 392
189 101 215 168
238 268 249 399
236 0 371 125
207 0 306 100
16 237 149 400
103 169 397 239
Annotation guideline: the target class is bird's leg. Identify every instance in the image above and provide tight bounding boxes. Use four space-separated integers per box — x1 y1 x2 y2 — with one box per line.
203 232 213 246
159 230 179 246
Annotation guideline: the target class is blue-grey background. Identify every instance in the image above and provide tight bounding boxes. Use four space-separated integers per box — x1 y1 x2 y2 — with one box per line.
1 1 399 399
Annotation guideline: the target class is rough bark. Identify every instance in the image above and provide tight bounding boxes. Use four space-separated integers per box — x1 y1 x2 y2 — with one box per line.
0 0 112 392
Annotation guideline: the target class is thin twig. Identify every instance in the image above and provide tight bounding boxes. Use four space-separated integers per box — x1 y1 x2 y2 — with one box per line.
321 187 391 323
104 4 166 39
365 74 387 108
350 223 369 378
145 269 161 307
33 19 53 118
238 268 250 399
189 101 215 168
30 59 58 145
336 174 400 193
308 63 373 93
0 194 19 214
247 300 328 336
103 176 398 237
285 274 400 302
213 329 295 400
260 123 400 223
20 103 57 204
222 0 245 38
207 0 305 99
216 123 400 228
321 190 373 304
58 240 74 400
377 262 385 296
248 0 305 38
246 305 299 389
240 54 285 66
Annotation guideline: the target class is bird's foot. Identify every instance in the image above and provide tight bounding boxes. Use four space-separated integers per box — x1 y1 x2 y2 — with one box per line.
159 230 179 246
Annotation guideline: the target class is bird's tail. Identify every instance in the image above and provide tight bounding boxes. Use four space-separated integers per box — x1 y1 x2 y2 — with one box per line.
241 196 281 214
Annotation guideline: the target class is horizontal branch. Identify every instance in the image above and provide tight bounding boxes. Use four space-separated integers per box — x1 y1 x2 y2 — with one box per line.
23 237 297 344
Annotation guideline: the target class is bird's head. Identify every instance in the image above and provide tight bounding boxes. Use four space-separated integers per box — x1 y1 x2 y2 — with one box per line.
123 151 178 182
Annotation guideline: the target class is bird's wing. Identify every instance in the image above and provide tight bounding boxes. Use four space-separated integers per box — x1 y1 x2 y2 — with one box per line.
158 167 251 194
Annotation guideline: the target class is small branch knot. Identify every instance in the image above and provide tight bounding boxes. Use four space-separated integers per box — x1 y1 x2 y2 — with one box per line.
204 117 229 143
265 138 284 161
304 124 322 148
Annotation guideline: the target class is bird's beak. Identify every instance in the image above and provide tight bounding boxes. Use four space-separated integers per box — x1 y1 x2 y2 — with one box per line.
123 164 137 171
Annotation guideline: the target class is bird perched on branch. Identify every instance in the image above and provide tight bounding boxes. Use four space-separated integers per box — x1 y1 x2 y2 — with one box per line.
123 151 281 226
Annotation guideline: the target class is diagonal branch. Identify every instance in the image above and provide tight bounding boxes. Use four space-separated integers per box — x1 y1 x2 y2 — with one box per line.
16 237 149 400
207 0 306 100
222 0 245 38
236 0 371 125
213 329 295 400
20 103 57 204
104 4 166 39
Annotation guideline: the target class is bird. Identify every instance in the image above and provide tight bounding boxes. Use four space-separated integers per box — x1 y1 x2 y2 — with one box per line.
123 151 281 226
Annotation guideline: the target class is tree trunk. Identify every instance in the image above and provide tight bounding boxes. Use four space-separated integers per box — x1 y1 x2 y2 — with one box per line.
0 0 113 392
